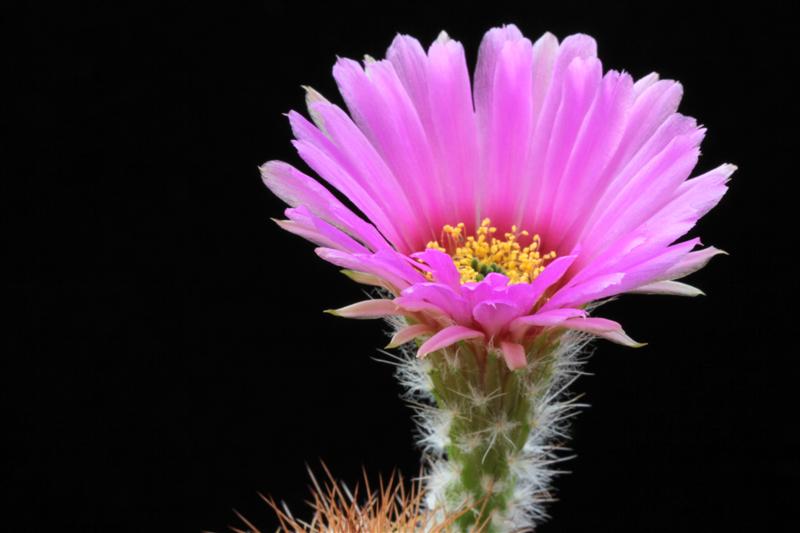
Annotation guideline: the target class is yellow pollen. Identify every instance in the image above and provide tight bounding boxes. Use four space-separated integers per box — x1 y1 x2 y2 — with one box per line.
425 218 557 284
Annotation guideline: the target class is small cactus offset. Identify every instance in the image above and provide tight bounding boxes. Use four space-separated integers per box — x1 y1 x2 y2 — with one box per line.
240 466 468 533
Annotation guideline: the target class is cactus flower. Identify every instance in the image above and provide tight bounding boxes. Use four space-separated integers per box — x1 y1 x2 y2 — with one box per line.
261 24 731 532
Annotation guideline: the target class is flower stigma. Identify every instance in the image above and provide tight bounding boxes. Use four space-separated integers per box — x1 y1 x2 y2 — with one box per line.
426 218 557 284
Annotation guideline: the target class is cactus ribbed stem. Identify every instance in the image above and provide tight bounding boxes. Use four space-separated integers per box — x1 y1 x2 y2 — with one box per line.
393 325 589 532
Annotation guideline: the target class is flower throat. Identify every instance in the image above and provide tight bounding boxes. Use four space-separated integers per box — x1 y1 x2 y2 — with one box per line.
426 218 556 284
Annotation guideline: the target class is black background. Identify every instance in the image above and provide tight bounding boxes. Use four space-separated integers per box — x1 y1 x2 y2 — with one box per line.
6 1 798 532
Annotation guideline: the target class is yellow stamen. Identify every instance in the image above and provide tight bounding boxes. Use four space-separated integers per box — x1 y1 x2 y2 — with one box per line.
425 218 557 284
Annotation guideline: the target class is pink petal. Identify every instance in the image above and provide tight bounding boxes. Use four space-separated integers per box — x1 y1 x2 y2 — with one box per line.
460 273 512 309
537 56 603 241
500 341 528 370
577 115 704 255
301 85 330 130
412 248 461 288
549 70 634 251
417 325 485 358
473 24 524 127
480 36 535 230
293 104 422 252
398 282 472 324
521 254 579 309
423 33 481 227
543 272 625 310
333 57 444 247
386 34 432 131
291 138 408 249
523 33 598 232
603 79 684 183
529 32 560 130
603 163 734 260
632 72 660 96
260 160 390 252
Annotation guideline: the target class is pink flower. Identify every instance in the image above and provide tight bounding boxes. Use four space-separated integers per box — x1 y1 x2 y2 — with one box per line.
261 25 732 370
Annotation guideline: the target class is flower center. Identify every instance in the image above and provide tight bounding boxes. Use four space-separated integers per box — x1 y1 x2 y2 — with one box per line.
426 218 557 284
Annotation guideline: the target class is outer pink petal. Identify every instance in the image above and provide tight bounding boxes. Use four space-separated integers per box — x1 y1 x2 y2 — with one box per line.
567 231 701 293
327 299 401 319
603 238 702 292
417 325 485 358
282 206 367 254
559 317 645 347
393 297 453 322
508 308 587 338
340 269 391 289
274 218 362 254
659 246 728 281
500 341 527 370
472 299 524 338
315 248 421 291
629 280 704 297
555 238 703 307
386 323 434 348
631 163 735 248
